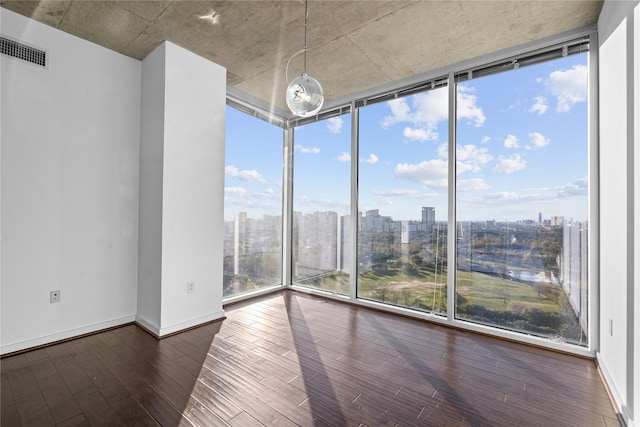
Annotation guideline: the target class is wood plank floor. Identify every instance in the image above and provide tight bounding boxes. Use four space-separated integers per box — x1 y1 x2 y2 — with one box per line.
1 290 621 426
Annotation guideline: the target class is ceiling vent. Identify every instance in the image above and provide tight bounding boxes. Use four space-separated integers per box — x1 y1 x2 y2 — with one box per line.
1 36 47 67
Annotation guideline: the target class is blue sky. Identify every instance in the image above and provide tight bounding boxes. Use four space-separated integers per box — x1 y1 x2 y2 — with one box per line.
225 53 589 223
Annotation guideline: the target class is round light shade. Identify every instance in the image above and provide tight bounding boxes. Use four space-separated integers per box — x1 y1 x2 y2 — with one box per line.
286 73 324 118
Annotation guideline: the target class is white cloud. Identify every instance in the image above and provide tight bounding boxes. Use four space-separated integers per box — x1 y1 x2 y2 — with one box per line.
337 152 351 162
382 98 413 128
413 89 449 124
380 86 484 145
457 85 486 127
435 143 492 175
457 144 492 163
476 177 587 206
403 126 438 141
363 153 379 164
493 154 527 174
456 162 475 174
437 143 449 159
503 134 520 149
394 159 448 189
295 195 349 210
456 144 493 174
224 187 248 197
555 177 588 197
225 165 266 183
529 132 550 148
382 89 449 134
482 191 525 203
373 189 420 197
458 178 490 192
529 96 548 115
481 136 491 144
327 117 343 134
254 187 279 199
459 177 588 217
296 145 320 154
546 64 587 112
418 192 441 200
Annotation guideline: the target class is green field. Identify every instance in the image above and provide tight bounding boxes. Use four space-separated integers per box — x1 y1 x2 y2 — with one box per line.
305 262 585 344
456 270 562 313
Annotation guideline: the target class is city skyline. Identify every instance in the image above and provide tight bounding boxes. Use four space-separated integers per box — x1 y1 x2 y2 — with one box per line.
225 53 588 223
224 205 574 229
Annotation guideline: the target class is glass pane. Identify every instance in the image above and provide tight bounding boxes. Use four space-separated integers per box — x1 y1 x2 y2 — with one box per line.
357 88 449 314
292 115 351 295
223 106 283 297
455 53 589 346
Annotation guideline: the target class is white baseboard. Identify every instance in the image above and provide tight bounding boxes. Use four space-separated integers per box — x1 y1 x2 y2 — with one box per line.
134 314 161 336
1 310 226 356
157 310 226 337
597 352 633 426
0 315 136 356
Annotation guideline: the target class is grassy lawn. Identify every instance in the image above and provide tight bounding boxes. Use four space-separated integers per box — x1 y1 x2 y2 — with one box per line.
296 264 584 343
456 270 561 314
313 266 560 316
297 271 350 295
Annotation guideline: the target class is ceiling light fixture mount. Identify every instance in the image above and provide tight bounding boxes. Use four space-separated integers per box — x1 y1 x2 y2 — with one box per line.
286 0 324 118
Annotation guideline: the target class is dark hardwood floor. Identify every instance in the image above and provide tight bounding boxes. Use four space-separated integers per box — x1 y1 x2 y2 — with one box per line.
1 290 621 426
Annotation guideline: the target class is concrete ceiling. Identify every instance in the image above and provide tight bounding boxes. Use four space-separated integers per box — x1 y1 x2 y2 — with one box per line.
1 1 603 116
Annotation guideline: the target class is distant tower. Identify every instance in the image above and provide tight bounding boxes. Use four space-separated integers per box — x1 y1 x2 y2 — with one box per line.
538 212 542 224
233 212 247 275
401 221 410 244
422 207 435 231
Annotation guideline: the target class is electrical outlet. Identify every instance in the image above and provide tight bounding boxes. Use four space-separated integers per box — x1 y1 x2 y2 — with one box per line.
50 290 61 303
187 281 195 294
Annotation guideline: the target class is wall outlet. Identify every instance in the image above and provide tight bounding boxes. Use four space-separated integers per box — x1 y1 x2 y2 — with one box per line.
50 290 61 303
187 281 195 294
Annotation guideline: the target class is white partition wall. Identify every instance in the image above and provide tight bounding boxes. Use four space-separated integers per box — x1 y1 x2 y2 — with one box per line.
1 9 227 354
597 1 640 426
137 41 226 336
0 8 141 354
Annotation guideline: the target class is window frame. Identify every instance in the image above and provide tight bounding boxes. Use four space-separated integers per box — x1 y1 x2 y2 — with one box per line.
226 27 599 357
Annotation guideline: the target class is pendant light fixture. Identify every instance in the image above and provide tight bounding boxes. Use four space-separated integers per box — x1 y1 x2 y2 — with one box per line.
286 0 324 118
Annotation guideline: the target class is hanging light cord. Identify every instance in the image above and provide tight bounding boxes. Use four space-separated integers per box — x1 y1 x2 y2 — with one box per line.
285 0 308 83
303 0 308 73
285 50 305 83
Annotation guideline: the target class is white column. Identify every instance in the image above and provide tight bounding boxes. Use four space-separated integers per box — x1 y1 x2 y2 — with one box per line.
138 41 226 336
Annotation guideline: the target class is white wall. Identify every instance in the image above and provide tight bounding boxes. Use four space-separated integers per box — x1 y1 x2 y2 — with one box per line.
138 42 226 336
597 1 639 426
137 43 165 332
635 3 640 423
1 8 141 354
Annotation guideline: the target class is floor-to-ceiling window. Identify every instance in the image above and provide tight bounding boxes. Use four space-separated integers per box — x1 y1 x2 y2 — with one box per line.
292 113 352 295
223 106 283 297
227 36 592 351
357 85 449 314
454 52 590 346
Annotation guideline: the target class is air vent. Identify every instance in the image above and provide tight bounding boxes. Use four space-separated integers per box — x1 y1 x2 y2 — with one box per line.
1 36 47 67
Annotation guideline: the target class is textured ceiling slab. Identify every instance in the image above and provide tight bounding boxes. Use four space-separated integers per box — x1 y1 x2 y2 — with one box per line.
0 0 603 113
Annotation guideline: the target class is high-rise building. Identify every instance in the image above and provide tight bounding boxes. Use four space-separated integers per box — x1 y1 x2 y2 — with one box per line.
362 209 392 232
561 220 588 331
337 214 351 274
233 212 247 275
422 207 435 232
295 211 338 276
